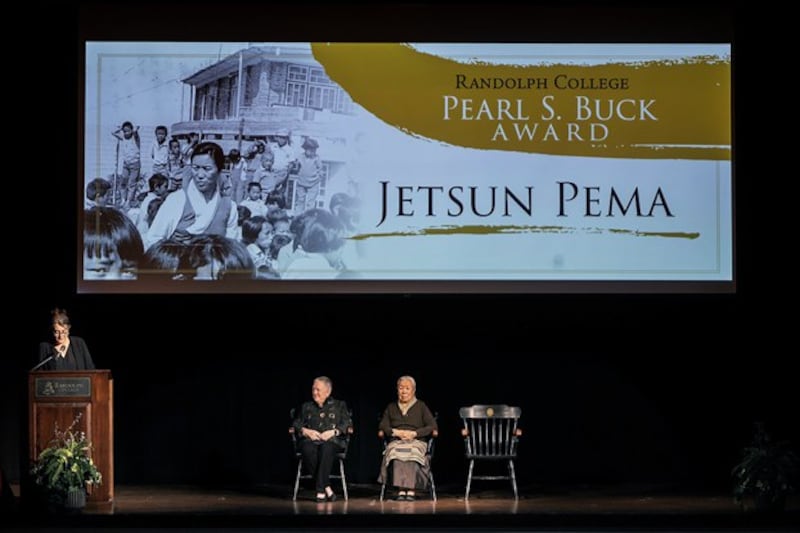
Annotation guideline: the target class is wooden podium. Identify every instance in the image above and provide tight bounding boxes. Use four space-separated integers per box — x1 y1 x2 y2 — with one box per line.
28 370 113 504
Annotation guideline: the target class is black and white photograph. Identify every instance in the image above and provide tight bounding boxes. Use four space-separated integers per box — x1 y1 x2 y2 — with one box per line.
83 42 363 289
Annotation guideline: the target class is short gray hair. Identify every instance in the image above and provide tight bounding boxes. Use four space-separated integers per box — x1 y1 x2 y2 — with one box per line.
397 375 416 391
314 376 333 390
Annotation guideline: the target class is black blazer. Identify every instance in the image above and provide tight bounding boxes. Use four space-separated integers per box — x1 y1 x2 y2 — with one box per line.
292 397 351 449
37 336 96 370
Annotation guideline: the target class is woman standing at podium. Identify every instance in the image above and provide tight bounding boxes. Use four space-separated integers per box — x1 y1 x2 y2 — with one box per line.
36 308 95 370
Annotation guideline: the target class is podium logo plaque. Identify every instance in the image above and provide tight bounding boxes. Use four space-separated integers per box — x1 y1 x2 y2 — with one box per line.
35 377 92 397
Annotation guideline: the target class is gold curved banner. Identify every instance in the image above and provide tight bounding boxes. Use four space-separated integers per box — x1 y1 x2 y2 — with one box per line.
311 43 730 160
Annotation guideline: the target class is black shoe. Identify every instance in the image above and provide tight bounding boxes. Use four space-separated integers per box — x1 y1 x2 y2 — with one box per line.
406 493 416 501
326 492 337 502
315 494 326 502
395 493 407 501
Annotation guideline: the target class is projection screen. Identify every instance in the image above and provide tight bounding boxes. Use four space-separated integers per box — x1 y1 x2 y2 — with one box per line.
79 42 732 293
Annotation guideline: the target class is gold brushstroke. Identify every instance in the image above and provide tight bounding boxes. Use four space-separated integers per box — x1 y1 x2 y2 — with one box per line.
350 224 699 241
311 43 730 160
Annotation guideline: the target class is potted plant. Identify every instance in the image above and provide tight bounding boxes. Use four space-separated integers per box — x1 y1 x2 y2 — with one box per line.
732 421 799 513
30 413 102 510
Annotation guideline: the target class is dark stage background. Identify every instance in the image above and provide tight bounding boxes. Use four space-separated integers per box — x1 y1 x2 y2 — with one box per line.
7 295 794 492
4 0 791 505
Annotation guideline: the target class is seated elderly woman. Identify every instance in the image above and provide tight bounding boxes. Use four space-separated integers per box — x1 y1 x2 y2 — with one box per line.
378 375 438 501
292 376 351 502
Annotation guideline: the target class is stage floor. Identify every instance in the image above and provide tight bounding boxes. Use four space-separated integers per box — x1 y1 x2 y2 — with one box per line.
7 483 800 530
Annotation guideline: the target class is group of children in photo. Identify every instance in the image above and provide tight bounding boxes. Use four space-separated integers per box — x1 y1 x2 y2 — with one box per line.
83 123 361 282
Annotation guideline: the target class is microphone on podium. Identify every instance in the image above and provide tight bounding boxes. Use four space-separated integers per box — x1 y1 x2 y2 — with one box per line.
31 355 54 372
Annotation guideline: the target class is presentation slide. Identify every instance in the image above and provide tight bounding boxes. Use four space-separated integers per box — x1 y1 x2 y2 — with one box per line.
80 42 732 293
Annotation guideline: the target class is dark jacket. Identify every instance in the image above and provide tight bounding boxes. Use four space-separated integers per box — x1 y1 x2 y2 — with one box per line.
293 397 351 449
37 336 96 370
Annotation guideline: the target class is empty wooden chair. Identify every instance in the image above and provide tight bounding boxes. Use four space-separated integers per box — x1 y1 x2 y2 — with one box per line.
459 404 522 500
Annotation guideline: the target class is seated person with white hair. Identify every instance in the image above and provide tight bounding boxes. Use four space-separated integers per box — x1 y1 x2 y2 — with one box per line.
378 375 437 501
